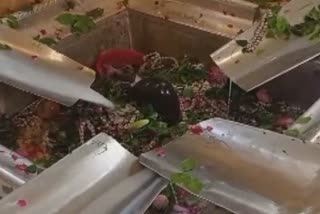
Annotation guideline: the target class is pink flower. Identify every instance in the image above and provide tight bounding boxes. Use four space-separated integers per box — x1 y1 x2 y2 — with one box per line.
17 199 27 207
275 115 294 129
256 88 272 104
152 194 169 210
208 65 228 87
154 147 166 157
189 125 204 135
15 164 28 172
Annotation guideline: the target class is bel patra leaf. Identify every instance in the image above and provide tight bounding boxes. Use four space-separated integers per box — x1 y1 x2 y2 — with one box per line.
56 13 76 25
26 164 38 174
284 129 300 137
181 158 197 172
296 116 312 124
171 172 204 194
186 177 204 193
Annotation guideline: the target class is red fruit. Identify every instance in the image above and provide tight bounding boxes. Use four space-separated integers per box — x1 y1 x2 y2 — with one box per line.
95 49 144 77
256 88 272 104
208 64 228 86
275 115 294 129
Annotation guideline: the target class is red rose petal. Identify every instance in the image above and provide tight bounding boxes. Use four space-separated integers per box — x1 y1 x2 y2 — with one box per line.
95 49 144 77
17 199 27 207
15 164 28 171
190 125 204 135
154 147 166 157
40 29 47 35
31 55 38 60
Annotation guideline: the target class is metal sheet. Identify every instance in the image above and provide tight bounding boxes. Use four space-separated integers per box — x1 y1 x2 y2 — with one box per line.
0 25 114 109
211 0 320 91
79 169 168 214
0 133 162 214
0 145 37 199
140 118 320 214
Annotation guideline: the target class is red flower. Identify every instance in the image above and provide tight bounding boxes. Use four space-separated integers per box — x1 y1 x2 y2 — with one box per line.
95 49 144 77
275 115 294 129
208 64 228 87
17 199 27 207
189 125 204 135
15 164 28 171
154 147 166 157
256 88 272 104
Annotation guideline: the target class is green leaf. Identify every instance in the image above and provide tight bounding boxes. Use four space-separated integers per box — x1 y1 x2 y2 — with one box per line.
295 116 312 124
56 13 76 25
86 8 104 19
186 177 204 193
171 172 189 184
236 40 248 47
71 15 95 33
34 37 57 47
6 16 19 29
26 164 38 174
182 87 194 97
276 16 290 32
171 172 204 193
284 129 300 137
181 158 197 172
131 119 150 129
0 43 11 50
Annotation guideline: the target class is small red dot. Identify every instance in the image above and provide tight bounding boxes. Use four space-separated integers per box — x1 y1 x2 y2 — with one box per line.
31 55 38 60
17 199 27 207
40 29 47 35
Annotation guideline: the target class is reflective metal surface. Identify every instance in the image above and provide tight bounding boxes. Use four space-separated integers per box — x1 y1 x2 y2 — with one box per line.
211 0 320 91
0 133 167 214
0 145 36 199
80 169 168 214
0 25 114 109
140 118 320 214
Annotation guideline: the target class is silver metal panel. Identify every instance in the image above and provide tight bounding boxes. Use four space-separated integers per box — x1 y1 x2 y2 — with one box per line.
211 0 320 91
140 118 320 214
0 133 166 214
0 25 114 108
